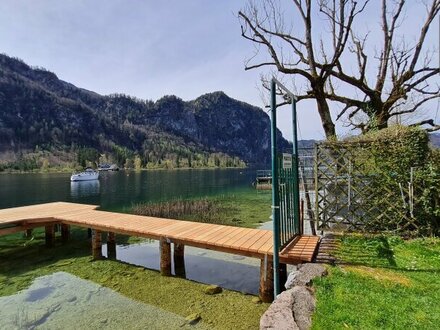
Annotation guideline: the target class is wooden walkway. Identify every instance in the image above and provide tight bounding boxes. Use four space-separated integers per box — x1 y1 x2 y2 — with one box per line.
0 202 320 302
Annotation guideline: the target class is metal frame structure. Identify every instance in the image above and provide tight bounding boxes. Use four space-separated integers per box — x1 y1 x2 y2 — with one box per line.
270 78 301 296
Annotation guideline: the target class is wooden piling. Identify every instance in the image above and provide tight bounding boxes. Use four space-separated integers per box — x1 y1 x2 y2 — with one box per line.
61 224 70 243
25 229 33 238
279 263 287 291
173 243 186 277
259 256 274 302
91 229 102 260
107 232 116 259
45 224 55 247
160 238 172 276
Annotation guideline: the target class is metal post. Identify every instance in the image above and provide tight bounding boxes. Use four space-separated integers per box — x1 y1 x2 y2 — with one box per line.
270 79 281 297
292 100 301 234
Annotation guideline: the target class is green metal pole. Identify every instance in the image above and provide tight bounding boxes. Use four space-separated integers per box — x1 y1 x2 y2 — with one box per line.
292 100 301 234
271 79 281 296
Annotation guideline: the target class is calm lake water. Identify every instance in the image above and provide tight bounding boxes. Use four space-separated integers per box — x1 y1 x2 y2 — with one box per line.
0 169 257 210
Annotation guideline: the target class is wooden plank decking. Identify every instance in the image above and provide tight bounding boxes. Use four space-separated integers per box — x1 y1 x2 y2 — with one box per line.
0 202 319 263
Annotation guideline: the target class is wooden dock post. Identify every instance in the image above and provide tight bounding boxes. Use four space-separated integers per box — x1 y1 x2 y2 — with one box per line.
25 229 33 238
107 232 116 259
91 229 103 260
259 256 274 302
279 263 287 291
61 224 70 243
160 238 172 276
173 243 186 277
45 224 55 247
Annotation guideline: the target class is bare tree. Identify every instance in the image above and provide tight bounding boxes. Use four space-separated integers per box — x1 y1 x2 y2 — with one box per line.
239 0 440 136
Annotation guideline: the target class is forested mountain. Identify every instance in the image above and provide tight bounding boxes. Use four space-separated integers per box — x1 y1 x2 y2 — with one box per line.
430 133 440 148
0 54 291 170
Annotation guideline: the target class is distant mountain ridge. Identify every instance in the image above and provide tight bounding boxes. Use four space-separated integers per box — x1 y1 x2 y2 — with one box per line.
0 54 293 169
430 133 440 148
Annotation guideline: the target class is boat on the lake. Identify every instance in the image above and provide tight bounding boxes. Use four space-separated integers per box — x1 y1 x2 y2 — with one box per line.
70 168 99 182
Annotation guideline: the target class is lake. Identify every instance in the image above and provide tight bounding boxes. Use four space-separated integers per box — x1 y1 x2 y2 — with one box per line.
0 168 257 210
0 169 273 295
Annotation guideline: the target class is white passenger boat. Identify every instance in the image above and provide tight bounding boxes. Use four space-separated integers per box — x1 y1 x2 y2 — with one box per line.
70 168 99 182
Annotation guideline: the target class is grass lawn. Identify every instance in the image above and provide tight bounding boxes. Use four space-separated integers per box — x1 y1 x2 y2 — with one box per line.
312 235 440 329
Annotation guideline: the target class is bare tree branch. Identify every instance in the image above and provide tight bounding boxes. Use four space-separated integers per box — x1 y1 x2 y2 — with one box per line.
238 0 439 136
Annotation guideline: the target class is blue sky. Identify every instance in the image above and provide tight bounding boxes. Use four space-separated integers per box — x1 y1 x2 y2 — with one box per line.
0 1 438 140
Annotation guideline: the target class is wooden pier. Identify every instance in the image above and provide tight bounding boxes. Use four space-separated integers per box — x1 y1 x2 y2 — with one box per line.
0 202 319 302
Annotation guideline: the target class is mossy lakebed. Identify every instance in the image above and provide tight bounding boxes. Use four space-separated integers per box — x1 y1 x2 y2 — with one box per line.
1 190 273 329
130 189 273 228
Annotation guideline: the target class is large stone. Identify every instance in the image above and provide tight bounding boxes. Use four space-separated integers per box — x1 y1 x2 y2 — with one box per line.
260 290 299 330
185 313 201 325
291 286 315 330
204 285 222 295
285 263 327 289
260 286 316 330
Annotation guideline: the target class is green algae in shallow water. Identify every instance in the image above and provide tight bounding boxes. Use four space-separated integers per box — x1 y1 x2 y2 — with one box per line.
0 272 207 330
0 230 269 329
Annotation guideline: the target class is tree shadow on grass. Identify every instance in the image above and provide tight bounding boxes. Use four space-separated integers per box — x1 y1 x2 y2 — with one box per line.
376 236 397 267
335 235 440 273
336 235 397 268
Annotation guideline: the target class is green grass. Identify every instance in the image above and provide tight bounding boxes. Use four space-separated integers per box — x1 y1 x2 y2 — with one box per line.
312 235 440 329
131 189 272 228
0 228 269 329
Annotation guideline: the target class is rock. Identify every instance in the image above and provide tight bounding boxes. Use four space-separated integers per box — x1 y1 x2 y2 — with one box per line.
260 290 298 330
204 285 222 295
252 297 262 304
185 313 201 325
285 263 327 289
285 273 297 290
260 287 315 330
291 286 315 330
261 263 327 330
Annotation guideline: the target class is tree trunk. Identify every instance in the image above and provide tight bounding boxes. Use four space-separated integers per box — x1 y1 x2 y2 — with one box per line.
316 95 336 139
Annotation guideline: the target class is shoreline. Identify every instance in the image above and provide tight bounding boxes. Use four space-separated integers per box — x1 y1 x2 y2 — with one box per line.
0 165 249 175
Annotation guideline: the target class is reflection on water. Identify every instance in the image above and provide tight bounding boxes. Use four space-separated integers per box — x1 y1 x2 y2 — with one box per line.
0 169 256 210
0 272 207 330
70 180 100 198
103 241 261 295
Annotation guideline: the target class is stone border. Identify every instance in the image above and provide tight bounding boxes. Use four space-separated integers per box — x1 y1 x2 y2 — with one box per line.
260 263 327 330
